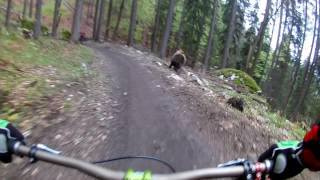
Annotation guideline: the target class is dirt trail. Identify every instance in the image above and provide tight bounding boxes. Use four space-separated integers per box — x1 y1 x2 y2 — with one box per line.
0 42 318 179
92 43 215 173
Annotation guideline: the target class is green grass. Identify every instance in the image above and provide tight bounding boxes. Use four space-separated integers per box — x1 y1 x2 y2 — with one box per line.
266 112 288 128
265 111 307 139
0 33 91 78
42 0 72 19
0 31 93 123
42 0 56 17
220 80 305 140
292 126 307 139
0 0 5 24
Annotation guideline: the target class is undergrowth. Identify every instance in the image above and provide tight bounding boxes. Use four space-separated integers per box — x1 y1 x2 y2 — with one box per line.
0 30 92 124
221 84 306 139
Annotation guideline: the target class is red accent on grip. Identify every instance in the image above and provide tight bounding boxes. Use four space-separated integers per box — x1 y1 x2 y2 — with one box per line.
304 124 319 142
255 163 265 172
255 172 261 180
302 123 320 170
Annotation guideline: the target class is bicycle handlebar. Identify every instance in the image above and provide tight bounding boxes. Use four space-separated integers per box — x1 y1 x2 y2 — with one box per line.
10 141 273 180
12 142 125 179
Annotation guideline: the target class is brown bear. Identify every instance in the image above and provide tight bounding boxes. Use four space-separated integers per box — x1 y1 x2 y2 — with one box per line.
169 49 187 73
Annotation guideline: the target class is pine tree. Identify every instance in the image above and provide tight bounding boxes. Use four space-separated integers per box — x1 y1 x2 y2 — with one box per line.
105 0 113 39
29 0 34 18
180 0 212 67
221 0 237 68
4 0 13 28
33 0 42 39
23 0 29 19
151 0 161 52
113 0 126 39
159 0 176 59
71 0 84 43
203 0 219 72
96 0 106 40
127 0 138 46
246 0 272 75
52 0 62 38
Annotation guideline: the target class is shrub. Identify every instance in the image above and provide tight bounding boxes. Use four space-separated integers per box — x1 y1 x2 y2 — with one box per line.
215 68 261 93
41 26 49 36
21 19 34 30
61 29 71 41
20 19 49 36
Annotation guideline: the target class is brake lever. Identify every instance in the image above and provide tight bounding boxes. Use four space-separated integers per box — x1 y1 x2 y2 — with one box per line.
29 144 61 163
218 158 247 167
35 144 61 155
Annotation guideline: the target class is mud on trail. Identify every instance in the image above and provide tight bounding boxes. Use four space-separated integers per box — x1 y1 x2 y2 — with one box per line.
0 42 318 179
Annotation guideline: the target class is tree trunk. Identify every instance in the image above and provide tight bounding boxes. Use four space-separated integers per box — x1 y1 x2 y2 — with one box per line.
87 0 94 19
23 0 29 19
90 0 95 18
127 0 138 46
220 0 237 68
265 1 284 83
273 1 290 67
260 16 276 86
105 0 113 40
52 0 62 38
33 0 42 39
71 0 84 43
300 10 317 94
293 60 318 119
29 0 34 18
292 0 319 118
86 0 90 20
93 0 101 39
301 0 318 92
95 0 105 41
265 7 292 104
283 0 309 112
245 45 253 72
176 0 186 48
203 0 218 73
247 0 272 75
113 0 125 39
5 0 12 28
159 0 176 59
150 0 161 52
278 23 294 109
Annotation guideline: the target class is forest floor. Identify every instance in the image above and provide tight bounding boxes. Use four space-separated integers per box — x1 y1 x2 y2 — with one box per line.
0 41 319 180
